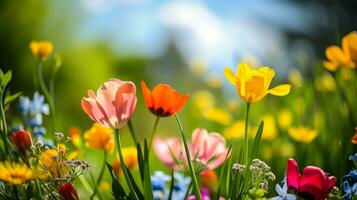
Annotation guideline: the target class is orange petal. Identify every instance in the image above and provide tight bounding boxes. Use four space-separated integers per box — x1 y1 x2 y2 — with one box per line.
352 133 357 144
141 81 153 108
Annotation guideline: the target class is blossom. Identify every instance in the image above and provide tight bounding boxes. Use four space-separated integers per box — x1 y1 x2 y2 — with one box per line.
68 127 82 148
324 31 357 71
0 162 33 184
187 188 212 200
278 109 293 130
349 153 357 162
200 169 217 191
11 130 33 153
223 120 245 139
39 147 67 178
202 107 232 125
141 81 189 117
224 62 291 103
112 147 138 176
84 123 114 153
343 180 357 200
153 128 229 172
288 126 317 143
18 92 49 127
286 158 336 200
351 127 357 144
272 178 296 200
58 183 80 200
29 41 54 60
81 79 137 129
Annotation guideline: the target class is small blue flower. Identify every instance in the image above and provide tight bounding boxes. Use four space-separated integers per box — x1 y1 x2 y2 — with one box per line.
18 96 31 115
151 171 171 191
349 154 357 162
272 178 296 200
343 180 357 200
169 172 191 200
33 126 46 136
30 92 49 115
27 113 43 127
345 170 357 183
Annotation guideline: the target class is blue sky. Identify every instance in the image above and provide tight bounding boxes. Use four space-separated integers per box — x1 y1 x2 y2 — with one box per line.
73 0 324 75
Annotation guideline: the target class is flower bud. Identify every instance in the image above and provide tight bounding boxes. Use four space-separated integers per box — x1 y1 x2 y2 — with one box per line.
58 183 80 200
11 130 33 153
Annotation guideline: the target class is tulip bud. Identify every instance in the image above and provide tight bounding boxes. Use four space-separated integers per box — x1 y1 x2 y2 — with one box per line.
58 183 80 200
11 130 33 153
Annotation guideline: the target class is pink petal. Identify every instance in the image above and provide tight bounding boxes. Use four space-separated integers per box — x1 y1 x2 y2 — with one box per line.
81 97 111 128
299 166 325 199
114 82 137 128
191 128 208 157
153 137 183 170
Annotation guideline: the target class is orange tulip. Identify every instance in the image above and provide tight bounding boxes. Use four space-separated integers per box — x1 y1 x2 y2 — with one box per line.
141 81 189 117
11 130 33 153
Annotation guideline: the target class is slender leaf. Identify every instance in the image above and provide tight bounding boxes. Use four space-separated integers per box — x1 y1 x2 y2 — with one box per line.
106 163 128 200
4 92 22 106
143 140 154 200
249 121 264 160
125 165 144 199
1 71 11 87
137 143 145 183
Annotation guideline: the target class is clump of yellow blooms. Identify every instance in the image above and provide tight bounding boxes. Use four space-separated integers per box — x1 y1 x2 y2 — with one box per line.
324 31 357 71
203 107 232 126
29 41 54 60
251 115 277 141
315 73 336 92
278 109 293 129
84 123 114 153
0 162 33 184
288 126 317 143
112 147 138 176
224 62 291 103
223 120 245 139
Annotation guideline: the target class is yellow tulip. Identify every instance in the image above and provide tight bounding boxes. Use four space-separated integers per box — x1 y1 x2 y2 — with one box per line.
224 62 291 103
288 126 317 143
84 123 114 153
324 31 357 71
29 41 54 60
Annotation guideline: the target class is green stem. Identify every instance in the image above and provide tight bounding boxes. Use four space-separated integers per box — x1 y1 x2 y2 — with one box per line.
0 90 9 159
35 179 42 199
168 170 174 200
174 114 201 200
244 103 251 166
128 120 138 145
115 129 139 200
148 116 160 150
90 151 108 200
36 59 56 130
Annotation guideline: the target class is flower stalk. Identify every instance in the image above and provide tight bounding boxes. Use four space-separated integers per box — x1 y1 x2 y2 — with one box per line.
90 151 108 199
244 103 251 166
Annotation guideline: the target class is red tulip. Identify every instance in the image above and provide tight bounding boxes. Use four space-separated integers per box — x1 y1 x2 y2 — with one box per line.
286 158 336 200
58 183 80 200
11 130 32 153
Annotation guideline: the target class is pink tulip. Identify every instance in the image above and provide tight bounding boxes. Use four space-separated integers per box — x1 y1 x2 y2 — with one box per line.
286 158 336 200
153 128 229 172
81 79 137 129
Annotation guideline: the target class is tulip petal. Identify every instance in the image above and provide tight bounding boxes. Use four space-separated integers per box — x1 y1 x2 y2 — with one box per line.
114 83 137 129
299 166 325 200
323 61 338 71
81 97 111 128
224 67 238 85
141 81 154 108
152 84 177 114
286 158 299 190
268 84 291 96
173 94 189 114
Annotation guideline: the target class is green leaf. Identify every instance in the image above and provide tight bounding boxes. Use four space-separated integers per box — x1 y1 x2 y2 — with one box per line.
4 92 22 106
143 140 154 200
106 163 128 200
1 71 11 88
137 143 145 183
125 165 144 200
249 121 264 160
0 69 3 79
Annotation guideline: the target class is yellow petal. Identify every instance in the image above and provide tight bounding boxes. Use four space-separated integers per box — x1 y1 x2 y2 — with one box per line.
237 63 250 97
323 60 338 71
224 67 237 85
268 84 291 96
326 45 348 64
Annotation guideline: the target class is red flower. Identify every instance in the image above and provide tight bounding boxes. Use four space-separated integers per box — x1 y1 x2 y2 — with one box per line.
141 81 189 117
11 130 32 153
58 183 80 200
286 158 336 200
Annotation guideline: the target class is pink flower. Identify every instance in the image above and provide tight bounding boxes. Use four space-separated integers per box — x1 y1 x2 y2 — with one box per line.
153 128 229 172
81 79 137 129
286 158 336 200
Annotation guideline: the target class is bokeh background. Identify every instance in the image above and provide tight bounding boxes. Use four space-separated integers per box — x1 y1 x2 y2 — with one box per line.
1 0 357 198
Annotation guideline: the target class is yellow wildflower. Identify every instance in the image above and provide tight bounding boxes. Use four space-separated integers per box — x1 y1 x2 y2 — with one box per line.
288 126 317 143
315 73 336 92
0 162 33 184
29 41 54 60
203 107 232 125
84 123 114 153
223 120 245 139
112 147 138 176
278 109 293 129
288 69 303 87
192 90 215 111
224 62 291 103
324 31 357 71
68 127 82 148
251 115 277 140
